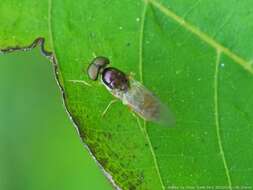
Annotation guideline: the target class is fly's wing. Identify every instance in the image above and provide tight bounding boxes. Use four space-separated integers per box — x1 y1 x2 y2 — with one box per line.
122 79 175 127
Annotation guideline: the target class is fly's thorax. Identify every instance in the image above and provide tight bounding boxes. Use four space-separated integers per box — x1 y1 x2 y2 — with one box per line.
102 67 129 92
101 77 125 100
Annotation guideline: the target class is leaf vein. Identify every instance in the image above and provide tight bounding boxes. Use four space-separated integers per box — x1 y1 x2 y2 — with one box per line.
48 0 54 56
148 0 253 75
139 1 165 189
214 50 232 189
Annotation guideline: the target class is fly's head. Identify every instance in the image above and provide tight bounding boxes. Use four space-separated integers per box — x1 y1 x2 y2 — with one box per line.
87 56 110 80
87 56 129 92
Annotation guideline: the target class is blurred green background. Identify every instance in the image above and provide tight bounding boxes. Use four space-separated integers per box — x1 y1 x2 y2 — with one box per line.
0 48 113 190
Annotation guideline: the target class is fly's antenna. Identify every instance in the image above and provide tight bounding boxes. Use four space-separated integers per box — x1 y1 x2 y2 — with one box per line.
92 52 97 58
87 56 110 81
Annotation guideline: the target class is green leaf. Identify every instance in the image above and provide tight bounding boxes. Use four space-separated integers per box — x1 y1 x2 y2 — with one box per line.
1 0 253 189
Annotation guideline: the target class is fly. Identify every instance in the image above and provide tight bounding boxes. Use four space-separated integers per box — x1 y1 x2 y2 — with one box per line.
86 56 174 127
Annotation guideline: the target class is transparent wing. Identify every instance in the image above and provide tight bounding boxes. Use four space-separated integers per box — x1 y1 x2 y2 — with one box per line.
122 79 175 127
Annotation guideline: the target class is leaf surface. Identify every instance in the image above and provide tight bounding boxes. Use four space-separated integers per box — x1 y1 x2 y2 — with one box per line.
1 0 253 189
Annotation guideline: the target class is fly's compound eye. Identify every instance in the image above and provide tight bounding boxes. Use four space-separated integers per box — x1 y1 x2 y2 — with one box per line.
87 56 110 80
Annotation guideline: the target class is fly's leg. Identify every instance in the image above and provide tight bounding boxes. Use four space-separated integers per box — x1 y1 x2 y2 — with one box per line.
131 112 146 131
128 72 136 80
92 52 97 58
102 99 118 117
68 80 92 87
